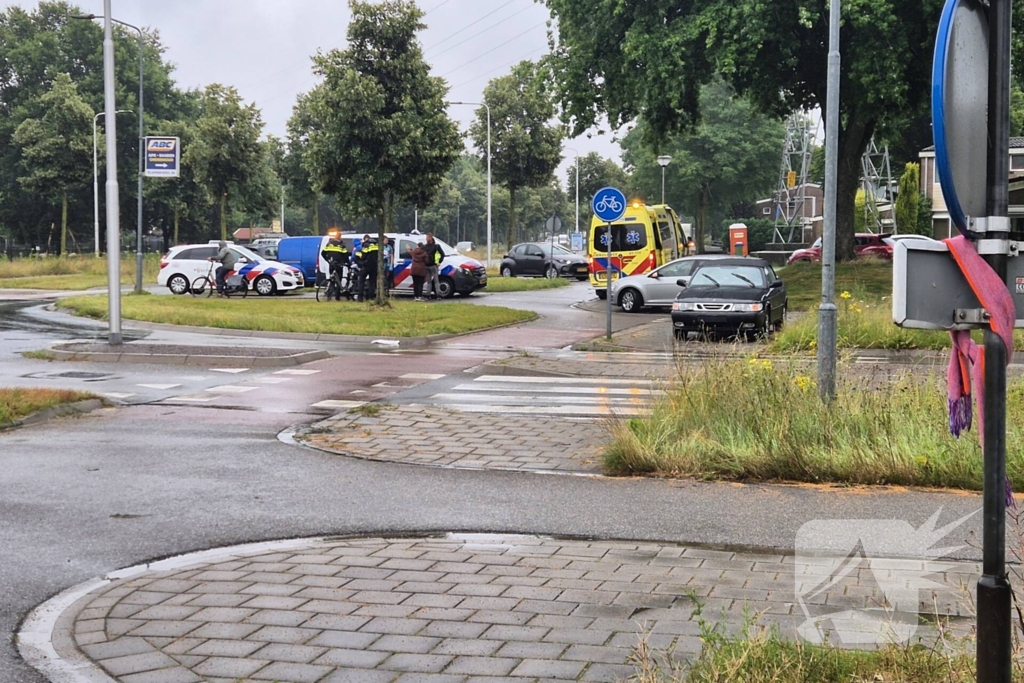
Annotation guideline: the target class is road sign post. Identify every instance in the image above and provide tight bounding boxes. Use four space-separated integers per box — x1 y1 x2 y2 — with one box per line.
546 215 563 271
591 187 627 340
902 1 1013 678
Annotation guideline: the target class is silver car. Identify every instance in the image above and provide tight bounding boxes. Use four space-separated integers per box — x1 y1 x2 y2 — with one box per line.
610 254 733 312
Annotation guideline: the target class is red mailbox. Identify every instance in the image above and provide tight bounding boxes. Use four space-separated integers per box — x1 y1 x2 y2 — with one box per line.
729 223 749 257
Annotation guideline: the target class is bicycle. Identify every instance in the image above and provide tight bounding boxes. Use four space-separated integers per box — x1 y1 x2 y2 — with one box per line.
190 261 248 298
316 264 351 302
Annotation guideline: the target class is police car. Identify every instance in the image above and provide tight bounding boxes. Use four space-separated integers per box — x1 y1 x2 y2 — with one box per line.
158 242 305 296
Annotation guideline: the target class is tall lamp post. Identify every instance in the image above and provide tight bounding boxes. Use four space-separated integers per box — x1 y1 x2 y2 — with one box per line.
450 101 491 267
93 110 132 257
657 155 672 205
565 148 580 235
817 0 841 402
72 12 145 294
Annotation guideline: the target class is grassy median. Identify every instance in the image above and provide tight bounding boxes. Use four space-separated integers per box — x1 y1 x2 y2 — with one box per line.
780 259 893 312
484 276 572 293
0 254 160 290
0 388 94 425
59 294 536 337
606 357 1024 490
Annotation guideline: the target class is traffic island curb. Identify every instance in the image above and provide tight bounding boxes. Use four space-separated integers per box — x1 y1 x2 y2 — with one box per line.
45 345 330 368
0 398 106 432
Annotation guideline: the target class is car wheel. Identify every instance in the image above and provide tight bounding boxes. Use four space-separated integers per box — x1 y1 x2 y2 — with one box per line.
501 266 514 278
254 275 276 296
596 289 607 300
167 274 189 295
619 288 642 313
545 265 558 279
673 329 685 341
438 277 454 299
774 304 787 331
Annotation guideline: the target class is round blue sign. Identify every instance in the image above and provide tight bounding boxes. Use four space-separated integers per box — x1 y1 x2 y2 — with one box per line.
591 186 627 223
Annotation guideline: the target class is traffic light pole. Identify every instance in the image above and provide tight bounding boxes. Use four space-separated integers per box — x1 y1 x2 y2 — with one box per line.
977 1 1012 680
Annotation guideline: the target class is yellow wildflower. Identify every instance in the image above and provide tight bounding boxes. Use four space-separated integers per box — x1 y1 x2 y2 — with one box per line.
840 291 852 299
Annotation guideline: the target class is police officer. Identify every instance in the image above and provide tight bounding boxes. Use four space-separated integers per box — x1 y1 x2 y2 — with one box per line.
423 233 445 299
355 235 380 301
320 238 350 301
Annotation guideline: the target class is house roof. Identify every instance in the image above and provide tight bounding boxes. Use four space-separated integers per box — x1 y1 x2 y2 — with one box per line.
921 137 1024 153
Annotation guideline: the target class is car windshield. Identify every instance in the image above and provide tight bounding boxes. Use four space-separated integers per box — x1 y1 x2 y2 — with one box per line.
231 245 262 261
690 265 767 289
812 237 822 248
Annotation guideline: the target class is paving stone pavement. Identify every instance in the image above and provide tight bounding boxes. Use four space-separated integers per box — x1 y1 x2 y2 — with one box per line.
300 407 606 473
46 534 979 683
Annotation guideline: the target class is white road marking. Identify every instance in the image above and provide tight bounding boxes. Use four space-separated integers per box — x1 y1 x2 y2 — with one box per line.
411 403 644 417
473 375 657 386
162 395 216 403
204 385 259 394
274 369 320 376
136 383 182 390
452 384 662 396
310 400 367 409
373 382 412 388
401 373 446 380
430 393 652 406
102 392 135 399
210 368 249 374
350 390 367 394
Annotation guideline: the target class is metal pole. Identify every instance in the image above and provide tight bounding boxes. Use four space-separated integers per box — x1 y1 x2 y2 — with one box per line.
661 166 666 205
102 0 122 345
575 157 579 234
134 27 144 294
978 0 1012 680
606 223 612 339
281 187 285 234
486 104 491 269
816 0 840 401
93 113 100 257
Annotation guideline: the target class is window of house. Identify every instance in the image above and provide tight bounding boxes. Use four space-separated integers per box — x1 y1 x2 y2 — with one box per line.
1011 154 1024 171
762 206 771 215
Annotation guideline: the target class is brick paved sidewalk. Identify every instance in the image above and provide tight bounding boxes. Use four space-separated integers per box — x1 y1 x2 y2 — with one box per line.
300 406 607 473
35 534 977 683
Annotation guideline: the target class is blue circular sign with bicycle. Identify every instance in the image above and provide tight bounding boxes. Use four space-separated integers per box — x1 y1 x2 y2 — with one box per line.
592 186 627 223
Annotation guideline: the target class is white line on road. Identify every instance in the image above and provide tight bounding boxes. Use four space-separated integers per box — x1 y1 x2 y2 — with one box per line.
401 373 446 380
102 392 135 399
430 393 652 406
473 375 657 386
453 384 662 396
136 383 182 390
162 395 216 403
274 369 321 376
209 368 249 374
204 385 259 394
310 400 366 409
413 403 646 416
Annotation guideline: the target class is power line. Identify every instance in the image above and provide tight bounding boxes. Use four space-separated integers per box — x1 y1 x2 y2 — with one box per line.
449 46 547 90
423 0 519 53
428 4 534 60
439 21 546 78
422 0 453 17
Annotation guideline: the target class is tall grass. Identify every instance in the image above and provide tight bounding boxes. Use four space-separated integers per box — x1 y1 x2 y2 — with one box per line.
779 259 893 312
0 254 161 287
605 357 1024 490
0 388 94 425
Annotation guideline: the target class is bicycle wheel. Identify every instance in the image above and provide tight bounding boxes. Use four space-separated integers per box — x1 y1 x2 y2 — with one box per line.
316 283 325 302
191 276 213 297
229 280 248 298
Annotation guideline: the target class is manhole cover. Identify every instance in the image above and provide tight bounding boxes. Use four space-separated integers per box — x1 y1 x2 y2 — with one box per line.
54 371 113 379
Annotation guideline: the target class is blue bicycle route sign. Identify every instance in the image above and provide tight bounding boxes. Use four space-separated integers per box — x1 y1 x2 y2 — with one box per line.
592 186 626 223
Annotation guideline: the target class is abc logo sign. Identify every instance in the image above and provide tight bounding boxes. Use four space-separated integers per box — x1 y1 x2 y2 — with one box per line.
147 139 177 152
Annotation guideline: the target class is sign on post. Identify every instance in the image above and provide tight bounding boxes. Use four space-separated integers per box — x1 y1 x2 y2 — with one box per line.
592 186 627 340
570 232 584 252
144 136 180 178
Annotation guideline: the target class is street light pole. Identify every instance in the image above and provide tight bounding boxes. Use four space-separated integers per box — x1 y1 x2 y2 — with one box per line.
451 101 491 267
817 0 841 401
93 110 132 257
102 0 121 345
657 155 672 205
566 148 580 234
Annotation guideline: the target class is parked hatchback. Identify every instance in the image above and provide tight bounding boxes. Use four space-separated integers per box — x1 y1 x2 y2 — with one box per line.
500 242 589 280
158 243 304 296
786 233 894 265
609 254 733 312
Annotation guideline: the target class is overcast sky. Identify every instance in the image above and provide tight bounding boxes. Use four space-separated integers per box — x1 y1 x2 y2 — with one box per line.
5 0 622 190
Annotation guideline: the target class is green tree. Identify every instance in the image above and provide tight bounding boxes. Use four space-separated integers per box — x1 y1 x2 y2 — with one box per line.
544 0 941 260
894 162 920 235
185 84 266 241
12 73 94 255
470 60 563 251
567 152 629 228
620 81 783 253
285 93 324 235
299 0 461 304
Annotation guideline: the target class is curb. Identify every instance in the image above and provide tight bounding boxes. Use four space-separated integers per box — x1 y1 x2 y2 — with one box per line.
45 347 330 368
0 398 106 432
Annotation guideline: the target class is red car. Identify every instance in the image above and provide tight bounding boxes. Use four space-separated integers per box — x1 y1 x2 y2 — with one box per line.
786 233 894 265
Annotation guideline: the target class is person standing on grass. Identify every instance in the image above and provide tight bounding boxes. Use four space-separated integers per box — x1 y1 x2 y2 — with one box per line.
210 240 237 297
410 242 428 301
424 233 445 299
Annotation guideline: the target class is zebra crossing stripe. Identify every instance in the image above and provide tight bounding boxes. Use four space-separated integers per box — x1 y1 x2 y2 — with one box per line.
452 384 662 396
472 375 657 385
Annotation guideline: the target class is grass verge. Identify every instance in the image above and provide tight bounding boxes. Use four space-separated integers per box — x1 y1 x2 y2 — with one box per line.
0 254 160 289
0 387 94 425
605 357 1024 490
484 276 572 293
59 293 536 337
779 259 893 312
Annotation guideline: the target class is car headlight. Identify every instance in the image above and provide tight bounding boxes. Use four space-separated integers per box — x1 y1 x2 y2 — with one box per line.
673 302 697 311
733 303 764 312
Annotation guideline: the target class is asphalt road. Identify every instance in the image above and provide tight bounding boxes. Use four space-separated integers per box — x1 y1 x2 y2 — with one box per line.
0 284 991 682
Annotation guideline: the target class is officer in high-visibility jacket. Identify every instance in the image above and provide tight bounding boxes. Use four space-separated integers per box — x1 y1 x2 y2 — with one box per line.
355 235 379 301
320 238 350 301
424 233 445 299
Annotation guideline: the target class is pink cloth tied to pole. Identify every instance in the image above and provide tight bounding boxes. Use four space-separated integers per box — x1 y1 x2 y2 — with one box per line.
943 235 1015 444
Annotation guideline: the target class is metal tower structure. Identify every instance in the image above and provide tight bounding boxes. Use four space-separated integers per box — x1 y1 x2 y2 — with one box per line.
860 139 897 234
771 115 815 243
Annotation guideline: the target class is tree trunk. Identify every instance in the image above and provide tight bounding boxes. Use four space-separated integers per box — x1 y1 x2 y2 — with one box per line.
60 190 68 257
507 187 516 252
173 206 180 246
833 115 875 261
313 196 320 235
694 187 708 255
376 194 392 306
220 193 228 242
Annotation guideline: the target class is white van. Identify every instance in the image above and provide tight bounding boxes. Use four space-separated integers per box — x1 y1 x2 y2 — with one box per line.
319 233 488 298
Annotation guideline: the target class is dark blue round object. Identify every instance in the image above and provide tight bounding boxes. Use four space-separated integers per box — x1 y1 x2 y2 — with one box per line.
591 187 627 223
932 0 970 237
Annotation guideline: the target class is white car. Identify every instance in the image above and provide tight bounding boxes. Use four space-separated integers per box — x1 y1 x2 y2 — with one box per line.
610 254 733 312
158 243 305 296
